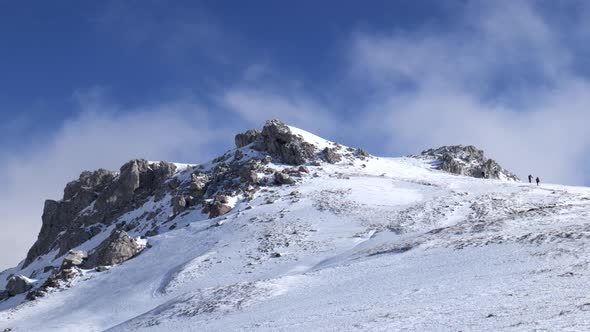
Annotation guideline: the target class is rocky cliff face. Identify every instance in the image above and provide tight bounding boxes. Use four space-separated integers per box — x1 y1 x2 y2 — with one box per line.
413 145 519 181
8 119 370 302
24 161 176 268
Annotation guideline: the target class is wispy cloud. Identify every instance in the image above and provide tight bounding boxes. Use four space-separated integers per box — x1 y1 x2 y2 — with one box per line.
349 1 590 185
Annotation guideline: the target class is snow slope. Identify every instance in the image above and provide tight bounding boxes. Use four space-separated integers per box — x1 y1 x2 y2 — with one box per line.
2 126 590 331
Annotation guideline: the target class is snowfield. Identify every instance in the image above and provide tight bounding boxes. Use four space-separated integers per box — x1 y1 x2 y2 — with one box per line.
2 129 590 331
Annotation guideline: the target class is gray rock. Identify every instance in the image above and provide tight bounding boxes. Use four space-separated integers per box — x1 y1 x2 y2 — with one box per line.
208 195 232 218
82 229 143 268
252 120 316 165
0 290 10 301
274 171 296 185
62 250 88 269
323 147 342 164
189 173 209 196
95 266 110 272
415 145 519 181
239 165 258 183
6 275 33 296
209 203 232 218
262 155 273 164
172 196 187 215
24 159 178 268
235 129 260 148
43 266 55 273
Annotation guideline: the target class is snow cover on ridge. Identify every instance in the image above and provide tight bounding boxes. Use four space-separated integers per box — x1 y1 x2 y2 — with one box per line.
2 121 590 331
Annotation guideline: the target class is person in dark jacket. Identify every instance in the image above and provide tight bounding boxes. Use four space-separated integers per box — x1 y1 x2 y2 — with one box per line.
536 177 540 186
528 174 533 183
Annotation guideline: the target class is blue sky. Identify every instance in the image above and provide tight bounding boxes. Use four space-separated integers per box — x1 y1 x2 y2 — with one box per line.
2 0 590 268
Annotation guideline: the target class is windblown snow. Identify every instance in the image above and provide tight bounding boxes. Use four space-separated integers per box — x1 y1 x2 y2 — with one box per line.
2 124 590 331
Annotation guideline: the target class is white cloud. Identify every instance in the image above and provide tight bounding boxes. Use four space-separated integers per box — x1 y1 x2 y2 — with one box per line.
350 1 590 185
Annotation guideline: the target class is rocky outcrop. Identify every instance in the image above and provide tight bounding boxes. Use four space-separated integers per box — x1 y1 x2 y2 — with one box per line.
62 250 88 269
208 195 232 218
415 145 519 181
322 147 342 164
235 120 316 165
6 275 33 296
239 163 259 183
274 171 296 185
23 160 177 268
82 229 143 268
189 173 208 197
235 129 260 148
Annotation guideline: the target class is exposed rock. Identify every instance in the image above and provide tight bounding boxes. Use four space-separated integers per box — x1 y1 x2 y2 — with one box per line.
262 155 273 164
62 250 88 269
63 169 116 201
252 120 316 165
172 196 187 216
189 173 209 197
239 164 259 183
298 166 310 173
0 290 10 301
356 148 370 158
95 266 110 272
82 229 143 268
24 160 178 268
323 147 342 164
234 149 244 161
43 266 55 273
235 129 260 148
208 195 232 218
274 171 296 185
414 145 519 181
6 275 33 296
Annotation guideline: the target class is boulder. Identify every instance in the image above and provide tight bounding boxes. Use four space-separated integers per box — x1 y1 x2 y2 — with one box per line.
235 129 260 148
323 147 342 164
298 165 310 173
82 229 143 268
274 171 296 185
189 173 209 196
172 196 187 215
6 275 33 296
62 250 88 269
209 203 231 218
252 120 316 165
208 195 232 218
239 165 258 183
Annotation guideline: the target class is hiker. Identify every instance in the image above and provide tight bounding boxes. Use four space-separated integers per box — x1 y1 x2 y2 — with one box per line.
536 177 540 186
528 174 533 183
481 171 486 178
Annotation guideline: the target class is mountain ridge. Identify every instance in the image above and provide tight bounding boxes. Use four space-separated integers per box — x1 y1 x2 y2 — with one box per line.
4 120 588 331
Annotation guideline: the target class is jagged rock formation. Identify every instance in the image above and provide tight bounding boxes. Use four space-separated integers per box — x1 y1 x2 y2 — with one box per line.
414 145 519 181
247 120 317 165
82 229 143 268
6 276 33 296
235 129 260 148
24 160 177 268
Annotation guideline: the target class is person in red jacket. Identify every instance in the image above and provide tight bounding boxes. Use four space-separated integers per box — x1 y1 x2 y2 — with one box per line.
536 177 540 186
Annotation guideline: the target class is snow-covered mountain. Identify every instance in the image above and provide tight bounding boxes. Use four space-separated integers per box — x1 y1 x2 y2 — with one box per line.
2 120 590 331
